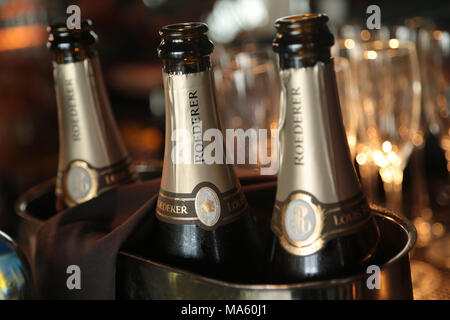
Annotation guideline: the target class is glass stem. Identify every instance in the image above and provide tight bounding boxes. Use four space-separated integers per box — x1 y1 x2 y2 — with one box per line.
359 161 380 205
410 147 432 219
380 165 404 215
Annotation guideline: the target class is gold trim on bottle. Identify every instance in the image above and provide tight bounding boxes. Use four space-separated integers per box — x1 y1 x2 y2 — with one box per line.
279 193 325 256
63 160 99 205
56 157 137 208
272 191 372 256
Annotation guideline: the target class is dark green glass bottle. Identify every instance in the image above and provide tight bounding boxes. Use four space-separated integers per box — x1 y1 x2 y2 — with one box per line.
146 22 264 283
47 20 138 211
268 14 380 283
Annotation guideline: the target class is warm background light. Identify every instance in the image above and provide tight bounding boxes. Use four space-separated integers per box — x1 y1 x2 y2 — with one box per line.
0 25 47 51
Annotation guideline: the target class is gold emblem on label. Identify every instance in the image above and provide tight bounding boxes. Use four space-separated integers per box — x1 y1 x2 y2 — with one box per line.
195 187 221 227
280 193 324 256
201 199 216 214
64 160 99 206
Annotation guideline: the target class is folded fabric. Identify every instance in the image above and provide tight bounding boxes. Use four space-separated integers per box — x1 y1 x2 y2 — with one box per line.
32 175 276 299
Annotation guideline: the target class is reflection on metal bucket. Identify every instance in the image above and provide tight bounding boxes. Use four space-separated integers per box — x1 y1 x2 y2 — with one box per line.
0 231 33 300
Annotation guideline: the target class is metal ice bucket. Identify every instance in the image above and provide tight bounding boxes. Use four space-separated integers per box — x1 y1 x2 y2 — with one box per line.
16 165 416 300
115 206 416 299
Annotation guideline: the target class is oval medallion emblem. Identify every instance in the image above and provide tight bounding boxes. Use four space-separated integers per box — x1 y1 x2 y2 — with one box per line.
284 199 317 243
67 164 94 202
195 187 221 227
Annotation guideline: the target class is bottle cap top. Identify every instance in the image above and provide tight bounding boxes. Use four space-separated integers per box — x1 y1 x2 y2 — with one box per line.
273 14 334 68
158 22 214 60
275 13 329 29
47 19 97 51
159 22 208 38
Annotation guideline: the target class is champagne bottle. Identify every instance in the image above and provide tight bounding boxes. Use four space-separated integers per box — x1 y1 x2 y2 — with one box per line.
147 22 263 283
48 20 138 211
268 14 380 282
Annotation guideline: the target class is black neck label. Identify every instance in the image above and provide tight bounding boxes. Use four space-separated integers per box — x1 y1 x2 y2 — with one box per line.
56 157 137 208
156 183 247 231
271 191 373 256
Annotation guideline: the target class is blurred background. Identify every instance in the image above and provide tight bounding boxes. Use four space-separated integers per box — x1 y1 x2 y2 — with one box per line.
0 0 450 299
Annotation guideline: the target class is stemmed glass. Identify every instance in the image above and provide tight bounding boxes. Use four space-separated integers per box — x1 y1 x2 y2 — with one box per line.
333 55 382 202
333 29 385 204
418 28 450 174
386 23 434 226
416 26 450 266
213 44 280 176
334 56 359 159
351 39 422 213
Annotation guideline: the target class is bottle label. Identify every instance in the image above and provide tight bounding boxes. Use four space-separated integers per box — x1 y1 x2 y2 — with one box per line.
54 58 130 169
56 157 137 207
158 69 246 230
54 57 135 208
156 183 247 230
272 61 373 256
271 191 372 256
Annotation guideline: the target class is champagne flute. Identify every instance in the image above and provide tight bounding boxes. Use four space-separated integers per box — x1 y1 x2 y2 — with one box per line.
332 30 362 159
213 44 280 176
392 23 429 149
352 39 422 214
334 56 358 158
333 30 385 204
416 27 450 272
418 28 450 173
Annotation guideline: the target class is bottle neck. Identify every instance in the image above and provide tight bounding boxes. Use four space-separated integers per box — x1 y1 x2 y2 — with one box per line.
277 48 331 70
157 22 214 75
273 14 334 70
157 65 248 230
54 55 129 169
162 56 211 74
54 55 136 208
160 65 239 194
276 59 362 204
48 20 98 64
271 59 373 257
52 44 97 64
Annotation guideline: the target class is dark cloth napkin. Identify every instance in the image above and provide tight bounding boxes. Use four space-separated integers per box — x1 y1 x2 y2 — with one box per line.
31 175 276 300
